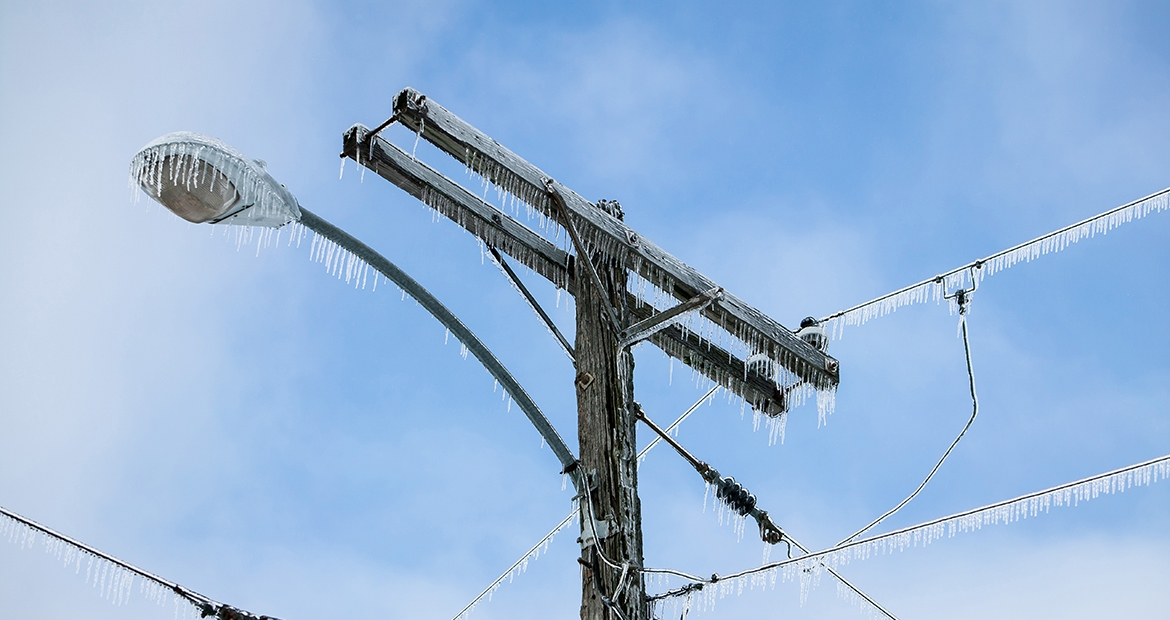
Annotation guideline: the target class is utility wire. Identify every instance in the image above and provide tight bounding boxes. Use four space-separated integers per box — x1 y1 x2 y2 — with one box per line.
0 505 274 620
644 450 1170 590
635 405 898 619
838 287 979 545
821 186 1170 333
777 534 899 620
639 386 719 461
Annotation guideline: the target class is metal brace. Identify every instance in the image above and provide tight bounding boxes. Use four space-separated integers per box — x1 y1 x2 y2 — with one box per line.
545 180 624 336
488 246 575 361
618 286 722 349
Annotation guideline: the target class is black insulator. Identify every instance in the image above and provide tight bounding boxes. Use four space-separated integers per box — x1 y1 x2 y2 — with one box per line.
800 316 819 328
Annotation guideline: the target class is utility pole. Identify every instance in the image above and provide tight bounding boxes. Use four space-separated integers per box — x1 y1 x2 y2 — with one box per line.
572 199 646 619
342 88 840 620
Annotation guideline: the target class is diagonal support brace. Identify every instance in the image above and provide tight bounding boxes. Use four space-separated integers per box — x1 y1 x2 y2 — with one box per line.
487 246 575 362
545 180 624 336
618 287 722 349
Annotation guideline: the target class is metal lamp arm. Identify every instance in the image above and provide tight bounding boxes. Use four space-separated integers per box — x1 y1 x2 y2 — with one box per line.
298 208 581 490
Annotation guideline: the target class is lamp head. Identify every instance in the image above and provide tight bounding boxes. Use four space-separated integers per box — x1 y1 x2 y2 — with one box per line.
130 132 300 228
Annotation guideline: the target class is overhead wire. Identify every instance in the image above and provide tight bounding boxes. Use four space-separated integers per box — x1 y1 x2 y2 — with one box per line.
0 504 273 619
839 281 980 545
449 386 721 620
821 185 1170 335
643 450 1170 591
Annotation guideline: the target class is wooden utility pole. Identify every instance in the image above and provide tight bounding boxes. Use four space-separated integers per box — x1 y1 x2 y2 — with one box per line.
342 88 840 620
573 202 646 619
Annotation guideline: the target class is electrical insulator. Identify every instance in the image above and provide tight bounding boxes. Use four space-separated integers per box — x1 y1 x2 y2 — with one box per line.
796 316 829 352
716 476 759 516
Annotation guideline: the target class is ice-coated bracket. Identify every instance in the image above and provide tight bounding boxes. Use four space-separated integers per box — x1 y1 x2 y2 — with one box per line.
618 286 723 350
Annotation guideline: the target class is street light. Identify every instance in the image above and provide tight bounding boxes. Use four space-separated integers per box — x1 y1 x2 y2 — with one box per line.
129 131 581 490
131 131 300 227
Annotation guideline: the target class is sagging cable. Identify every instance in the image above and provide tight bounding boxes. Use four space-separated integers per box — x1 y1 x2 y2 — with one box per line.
839 278 980 545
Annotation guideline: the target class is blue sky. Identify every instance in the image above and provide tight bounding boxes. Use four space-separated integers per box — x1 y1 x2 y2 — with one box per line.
2 1 1169 618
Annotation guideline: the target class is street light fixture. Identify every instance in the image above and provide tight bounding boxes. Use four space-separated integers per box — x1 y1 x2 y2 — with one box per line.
131 131 300 227
129 131 582 491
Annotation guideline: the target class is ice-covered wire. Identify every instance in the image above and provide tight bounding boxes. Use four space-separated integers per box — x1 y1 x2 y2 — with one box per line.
0 505 274 619
782 534 900 620
450 513 578 620
822 185 1170 336
838 286 980 545
645 450 1170 592
634 403 899 617
639 386 719 461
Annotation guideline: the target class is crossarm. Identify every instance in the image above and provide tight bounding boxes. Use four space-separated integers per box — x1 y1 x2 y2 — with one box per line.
389 88 839 392
342 125 788 415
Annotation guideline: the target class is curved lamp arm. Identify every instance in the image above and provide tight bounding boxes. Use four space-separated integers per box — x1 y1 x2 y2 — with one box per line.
297 208 581 489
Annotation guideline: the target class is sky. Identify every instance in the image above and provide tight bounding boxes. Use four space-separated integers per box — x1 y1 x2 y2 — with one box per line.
2 1 1169 619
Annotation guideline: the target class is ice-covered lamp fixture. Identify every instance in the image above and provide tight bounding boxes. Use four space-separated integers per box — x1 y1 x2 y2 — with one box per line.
130 132 300 227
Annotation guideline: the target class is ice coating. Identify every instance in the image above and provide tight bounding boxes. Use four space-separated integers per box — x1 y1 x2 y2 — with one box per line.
647 452 1170 616
451 510 580 620
345 110 839 422
1 508 200 616
823 187 1170 339
129 131 301 228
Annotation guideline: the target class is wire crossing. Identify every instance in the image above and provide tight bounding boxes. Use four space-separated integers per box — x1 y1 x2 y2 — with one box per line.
450 386 721 620
644 450 1170 609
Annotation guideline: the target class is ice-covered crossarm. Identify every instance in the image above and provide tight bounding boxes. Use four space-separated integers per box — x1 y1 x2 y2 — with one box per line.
344 89 840 414
130 132 301 228
343 125 794 416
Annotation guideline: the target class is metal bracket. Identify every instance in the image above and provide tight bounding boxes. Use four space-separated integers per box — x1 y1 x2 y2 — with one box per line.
580 517 612 548
618 287 722 349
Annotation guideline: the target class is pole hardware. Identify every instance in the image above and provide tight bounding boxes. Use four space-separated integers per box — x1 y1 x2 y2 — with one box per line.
343 123 796 428
488 246 575 361
617 287 722 349
632 403 786 546
546 180 624 336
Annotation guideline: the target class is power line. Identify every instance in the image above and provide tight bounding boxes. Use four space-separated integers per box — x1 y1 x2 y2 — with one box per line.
644 450 1170 601
838 285 980 545
0 504 275 620
822 186 1170 337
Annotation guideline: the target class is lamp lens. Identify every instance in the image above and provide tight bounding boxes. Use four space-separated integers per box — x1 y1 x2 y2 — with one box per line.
140 155 239 223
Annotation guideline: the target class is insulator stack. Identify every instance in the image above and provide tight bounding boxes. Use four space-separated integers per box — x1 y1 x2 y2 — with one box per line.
715 476 757 516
